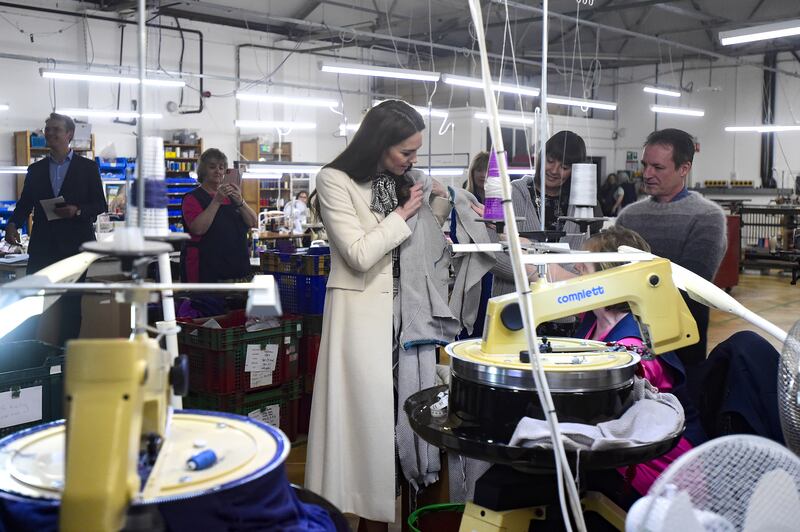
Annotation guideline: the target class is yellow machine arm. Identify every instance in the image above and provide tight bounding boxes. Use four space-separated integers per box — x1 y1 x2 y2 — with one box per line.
482 258 698 355
60 335 171 531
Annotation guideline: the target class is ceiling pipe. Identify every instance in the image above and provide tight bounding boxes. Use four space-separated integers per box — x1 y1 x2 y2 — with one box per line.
0 1 204 113
496 0 800 80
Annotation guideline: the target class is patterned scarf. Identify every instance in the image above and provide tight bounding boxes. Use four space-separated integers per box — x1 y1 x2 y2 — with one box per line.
370 172 400 215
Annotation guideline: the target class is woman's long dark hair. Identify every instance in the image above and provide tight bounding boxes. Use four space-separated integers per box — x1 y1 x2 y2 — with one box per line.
327 100 425 182
311 100 425 217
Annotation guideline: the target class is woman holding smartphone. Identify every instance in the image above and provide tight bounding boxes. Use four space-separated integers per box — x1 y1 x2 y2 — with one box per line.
181 148 258 282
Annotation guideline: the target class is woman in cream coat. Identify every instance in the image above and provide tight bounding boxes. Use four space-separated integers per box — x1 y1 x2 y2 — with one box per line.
305 100 449 531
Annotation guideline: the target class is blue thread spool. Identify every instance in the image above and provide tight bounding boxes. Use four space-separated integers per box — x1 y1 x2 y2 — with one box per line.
186 449 217 471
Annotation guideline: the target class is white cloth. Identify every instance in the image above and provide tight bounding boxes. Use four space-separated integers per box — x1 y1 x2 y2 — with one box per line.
509 377 685 451
283 199 308 234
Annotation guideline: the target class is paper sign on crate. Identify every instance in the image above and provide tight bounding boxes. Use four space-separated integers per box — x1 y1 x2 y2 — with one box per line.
0 386 43 429
245 344 279 373
248 404 280 428
250 371 273 388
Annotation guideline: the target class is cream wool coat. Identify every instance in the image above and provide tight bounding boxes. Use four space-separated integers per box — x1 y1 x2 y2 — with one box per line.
305 167 413 522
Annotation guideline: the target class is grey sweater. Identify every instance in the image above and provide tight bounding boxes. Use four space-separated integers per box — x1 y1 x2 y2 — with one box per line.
616 191 727 281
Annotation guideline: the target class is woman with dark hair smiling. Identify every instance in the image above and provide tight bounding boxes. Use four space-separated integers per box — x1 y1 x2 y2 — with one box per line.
305 100 453 531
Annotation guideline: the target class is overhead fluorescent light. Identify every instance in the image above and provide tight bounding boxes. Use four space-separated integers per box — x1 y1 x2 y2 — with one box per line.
474 111 534 126
507 167 536 175
548 96 618 111
235 92 340 108
235 120 316 130
650 105 705 117
242 164 322 180
319 62 440 82
337 123 361 136
0 104 8 111
643 85 681 98
421 167 467 176
245 164 323 174
57 108 162 119
41 69 185 87
719 19 800 46
372 99 449 119
0 166 28 174
725 125 800 133
442 74 540 98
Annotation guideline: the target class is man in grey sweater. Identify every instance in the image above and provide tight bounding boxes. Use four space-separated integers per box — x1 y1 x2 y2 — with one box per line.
616 128 727 368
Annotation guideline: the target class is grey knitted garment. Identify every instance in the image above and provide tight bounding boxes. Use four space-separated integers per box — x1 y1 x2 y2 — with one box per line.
616 191 727 281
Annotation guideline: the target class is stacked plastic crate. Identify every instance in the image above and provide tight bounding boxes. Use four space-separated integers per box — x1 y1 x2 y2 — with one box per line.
260 247 329 435
178 309 303 441
0 342 64 438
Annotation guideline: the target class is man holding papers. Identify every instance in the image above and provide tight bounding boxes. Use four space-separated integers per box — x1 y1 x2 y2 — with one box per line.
4 112 106 343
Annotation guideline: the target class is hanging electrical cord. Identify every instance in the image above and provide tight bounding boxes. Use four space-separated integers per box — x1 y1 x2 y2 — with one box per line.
83 13 95 68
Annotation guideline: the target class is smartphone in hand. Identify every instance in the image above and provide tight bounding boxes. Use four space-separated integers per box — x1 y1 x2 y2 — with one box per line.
223 168 242 188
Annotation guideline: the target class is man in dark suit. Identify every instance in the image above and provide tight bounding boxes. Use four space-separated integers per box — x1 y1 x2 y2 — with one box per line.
5 112 107 343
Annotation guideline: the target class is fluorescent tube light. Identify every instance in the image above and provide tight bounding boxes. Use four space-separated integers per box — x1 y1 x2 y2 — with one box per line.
235 92 340 108
235 120 317 130
442 74 540 98
719 19 800 46
320 62 440 82
57 108 162 119
410 105 449 119
0 166 28 174
650 105 705 117
41 69 185 87
507 167 536 175
0 104 8 111
474 112 534 126
372 100 449 119
337 123 361 136
245 164 323 174
548 96 618 111
421 167 467 176
725 125 800 133
643 85 681 98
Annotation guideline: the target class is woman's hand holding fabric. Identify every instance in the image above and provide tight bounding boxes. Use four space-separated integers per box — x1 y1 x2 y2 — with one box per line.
395 183 423 220
430 179 447 199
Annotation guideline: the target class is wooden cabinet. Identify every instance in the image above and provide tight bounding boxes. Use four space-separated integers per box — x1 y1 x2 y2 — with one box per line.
238 141 298 215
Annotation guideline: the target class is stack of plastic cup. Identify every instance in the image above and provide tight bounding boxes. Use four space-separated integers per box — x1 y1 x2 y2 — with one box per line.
129 136 169 236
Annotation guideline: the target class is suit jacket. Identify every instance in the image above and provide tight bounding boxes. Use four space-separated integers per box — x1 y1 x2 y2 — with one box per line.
11 154 106 273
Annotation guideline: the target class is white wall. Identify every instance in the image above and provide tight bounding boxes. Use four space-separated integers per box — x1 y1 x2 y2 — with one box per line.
613 56 800 188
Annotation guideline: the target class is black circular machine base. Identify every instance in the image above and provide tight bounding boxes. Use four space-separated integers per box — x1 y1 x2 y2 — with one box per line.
448 374 635 443
405 385 682 473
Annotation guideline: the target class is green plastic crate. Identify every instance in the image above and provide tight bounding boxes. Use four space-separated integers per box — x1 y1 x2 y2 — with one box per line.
178 310 302 352
0 341 64 438
183 379 302 441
